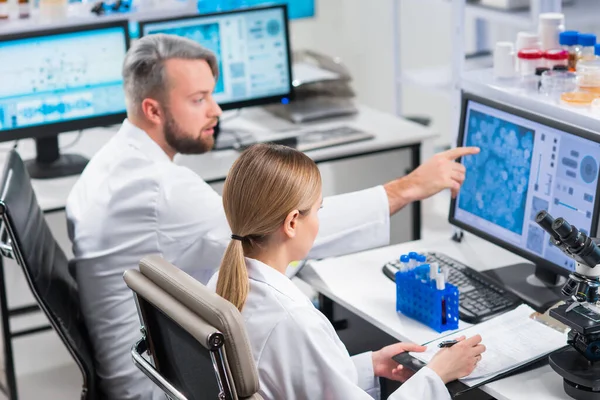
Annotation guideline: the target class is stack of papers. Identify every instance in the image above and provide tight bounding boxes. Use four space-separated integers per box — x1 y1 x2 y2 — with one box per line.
410 304 567 386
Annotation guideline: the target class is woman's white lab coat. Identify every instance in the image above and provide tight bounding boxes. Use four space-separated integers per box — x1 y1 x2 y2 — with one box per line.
208 258 450 400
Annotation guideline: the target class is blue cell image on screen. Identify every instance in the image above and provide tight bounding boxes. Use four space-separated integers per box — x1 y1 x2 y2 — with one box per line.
197 0 314 19
459 109 535 235
148 23 225 94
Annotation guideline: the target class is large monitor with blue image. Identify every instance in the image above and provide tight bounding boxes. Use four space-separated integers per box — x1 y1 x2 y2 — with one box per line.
449 92 600 308
139 4 293 111
0 20 130 179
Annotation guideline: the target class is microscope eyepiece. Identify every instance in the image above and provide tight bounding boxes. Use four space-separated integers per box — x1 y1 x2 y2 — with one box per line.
536 211 561 241
552 218 573 239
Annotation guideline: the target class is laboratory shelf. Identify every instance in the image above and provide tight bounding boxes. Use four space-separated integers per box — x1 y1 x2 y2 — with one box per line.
400 55 493 96
465 0 600 29
462 68 600 134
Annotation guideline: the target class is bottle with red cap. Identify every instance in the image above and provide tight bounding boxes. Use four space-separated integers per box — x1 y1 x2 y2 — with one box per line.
544 49 569 70
518 49 544 76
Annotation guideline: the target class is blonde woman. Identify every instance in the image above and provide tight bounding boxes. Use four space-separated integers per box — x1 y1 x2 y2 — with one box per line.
208 143 485 400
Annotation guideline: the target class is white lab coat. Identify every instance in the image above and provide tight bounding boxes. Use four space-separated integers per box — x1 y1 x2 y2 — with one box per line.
66 119 392 400
207 258 450 400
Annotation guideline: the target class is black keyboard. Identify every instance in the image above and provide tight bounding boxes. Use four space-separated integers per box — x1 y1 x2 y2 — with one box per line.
382 251 521 323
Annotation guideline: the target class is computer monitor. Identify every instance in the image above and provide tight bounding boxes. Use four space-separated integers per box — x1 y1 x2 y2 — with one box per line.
449 92 600 310
139 5 293 111
197 0 315 20
0 21 130 180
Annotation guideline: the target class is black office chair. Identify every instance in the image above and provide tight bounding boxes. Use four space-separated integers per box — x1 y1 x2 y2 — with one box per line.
124 255 263 400
0 150 99 399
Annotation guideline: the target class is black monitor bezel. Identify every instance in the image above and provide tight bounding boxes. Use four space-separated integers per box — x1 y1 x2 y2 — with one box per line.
138 4 294 111
449 91 600 278
0 20 130 143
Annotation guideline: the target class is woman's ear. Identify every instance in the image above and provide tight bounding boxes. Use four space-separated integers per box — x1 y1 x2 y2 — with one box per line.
283 210 300 239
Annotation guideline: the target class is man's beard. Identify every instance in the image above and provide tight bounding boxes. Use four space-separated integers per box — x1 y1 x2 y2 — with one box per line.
163 108 215 155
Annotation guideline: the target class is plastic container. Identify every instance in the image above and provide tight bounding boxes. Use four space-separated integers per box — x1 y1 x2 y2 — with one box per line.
494 41 516 78
0 0 7 19
18 0 30 19
539 70 577 101
38 0 68 22
576 59 600 94
516 32 540 51
396 264 460 333
579 33 597 62
518 49 544 76
543 49 569 70
560 91 600 107
538 13 565 51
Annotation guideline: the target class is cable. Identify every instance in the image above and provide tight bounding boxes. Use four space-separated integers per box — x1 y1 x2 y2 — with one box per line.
60 130 83 150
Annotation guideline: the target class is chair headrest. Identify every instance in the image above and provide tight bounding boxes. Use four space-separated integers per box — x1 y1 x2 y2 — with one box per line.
138 255 259 397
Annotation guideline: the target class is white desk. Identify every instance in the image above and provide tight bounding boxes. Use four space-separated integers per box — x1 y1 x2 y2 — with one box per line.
299 234 570 400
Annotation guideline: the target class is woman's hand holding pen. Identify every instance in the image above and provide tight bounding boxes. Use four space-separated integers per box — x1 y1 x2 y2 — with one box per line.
427 335 486 384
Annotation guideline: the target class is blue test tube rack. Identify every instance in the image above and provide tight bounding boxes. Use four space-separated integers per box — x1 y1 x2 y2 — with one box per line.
396 264 460 333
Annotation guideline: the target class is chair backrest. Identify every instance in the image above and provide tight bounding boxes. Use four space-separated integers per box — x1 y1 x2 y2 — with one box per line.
123 255 261 400
0 150 98 399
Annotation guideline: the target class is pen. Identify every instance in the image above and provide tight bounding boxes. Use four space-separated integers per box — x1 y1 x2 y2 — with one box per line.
438 340 458 348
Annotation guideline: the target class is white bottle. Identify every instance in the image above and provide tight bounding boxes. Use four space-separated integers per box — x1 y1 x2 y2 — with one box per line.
494 42 516 79
538 13 565 51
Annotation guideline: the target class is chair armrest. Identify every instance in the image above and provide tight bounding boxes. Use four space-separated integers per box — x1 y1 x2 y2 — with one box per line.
131 338 188 400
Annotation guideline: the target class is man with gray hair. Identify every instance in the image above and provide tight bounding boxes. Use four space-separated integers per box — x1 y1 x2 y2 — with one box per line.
66 34 477 399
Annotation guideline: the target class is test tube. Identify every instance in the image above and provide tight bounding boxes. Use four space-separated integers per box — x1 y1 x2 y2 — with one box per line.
416 254 427 267
429 263 438 280
436 274 446 291
399 255 410 272
408 252 418 269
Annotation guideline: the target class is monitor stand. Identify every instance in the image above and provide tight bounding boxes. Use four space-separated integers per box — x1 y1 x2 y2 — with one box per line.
483 263 566 312
24 136 88 180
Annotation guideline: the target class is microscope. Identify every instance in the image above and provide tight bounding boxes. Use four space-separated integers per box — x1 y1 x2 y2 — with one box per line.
536 210 600 400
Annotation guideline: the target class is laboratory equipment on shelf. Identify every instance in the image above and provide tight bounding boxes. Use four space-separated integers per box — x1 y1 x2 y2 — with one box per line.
560 31 581 71
538 13 565 51
578 33 597 62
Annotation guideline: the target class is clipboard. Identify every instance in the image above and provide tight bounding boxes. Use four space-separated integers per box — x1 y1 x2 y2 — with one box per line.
392 346 568 397
391 303 570 397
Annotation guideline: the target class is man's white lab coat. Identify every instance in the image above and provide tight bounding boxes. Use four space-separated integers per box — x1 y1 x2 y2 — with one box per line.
66 120 394 399
207 258 450 400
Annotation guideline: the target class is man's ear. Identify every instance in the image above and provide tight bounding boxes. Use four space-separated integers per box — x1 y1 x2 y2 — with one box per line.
141 98 163 125
283 210 300 239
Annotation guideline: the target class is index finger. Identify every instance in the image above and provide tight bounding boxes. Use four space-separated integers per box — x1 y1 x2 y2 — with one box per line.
463 334 483 347
401 343 428 353
441 147 480 160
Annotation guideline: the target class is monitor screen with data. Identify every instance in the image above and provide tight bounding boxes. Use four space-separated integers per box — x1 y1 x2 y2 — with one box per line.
197 0 315 19
140 5 293 110
450 93 600 274
0 21 129 141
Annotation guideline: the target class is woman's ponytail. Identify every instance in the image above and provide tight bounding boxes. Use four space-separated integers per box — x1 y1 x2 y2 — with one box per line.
216 238 249 311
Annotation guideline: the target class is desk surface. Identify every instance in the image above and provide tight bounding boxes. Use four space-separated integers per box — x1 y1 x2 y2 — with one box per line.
0 105 435 212
299 234 570 400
